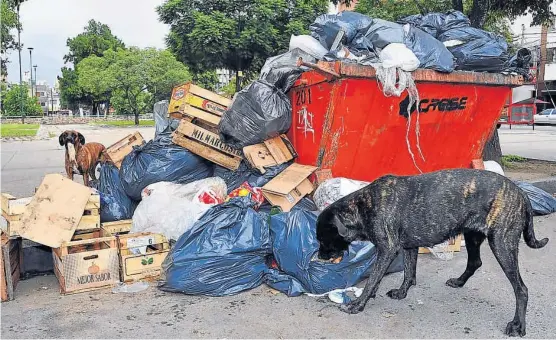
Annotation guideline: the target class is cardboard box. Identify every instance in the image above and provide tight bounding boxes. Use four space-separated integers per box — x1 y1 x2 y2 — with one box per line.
168 83 231 126
117 232 170 282
261 163 317 212
104 132 145 169
243 135 297 173
172 119 243 170
52 229 120 294
1 235 22 302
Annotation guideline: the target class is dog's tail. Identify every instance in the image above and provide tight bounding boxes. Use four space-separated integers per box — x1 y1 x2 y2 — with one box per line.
523 195 549 249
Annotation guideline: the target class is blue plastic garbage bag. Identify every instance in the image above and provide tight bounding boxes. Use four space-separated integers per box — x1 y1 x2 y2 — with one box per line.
398 10 470 38
515 181 556 216
119 133 214 201
310 11 373 49
403 25 455 73
265 210 403 296
98 163 137 222
159 198 272 296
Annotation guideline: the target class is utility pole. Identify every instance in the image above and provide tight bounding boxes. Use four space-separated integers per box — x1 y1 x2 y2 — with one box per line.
520 24 525 46
28 47 34 97
537 24 548 104
51 88 54 114
17 5 24 123
33 64 37 89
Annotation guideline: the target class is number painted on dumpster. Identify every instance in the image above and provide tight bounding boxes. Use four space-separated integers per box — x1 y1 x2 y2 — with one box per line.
295 88 312 106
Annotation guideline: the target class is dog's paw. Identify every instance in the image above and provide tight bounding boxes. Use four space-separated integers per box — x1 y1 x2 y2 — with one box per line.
339 300 365 314
505 320 526 337
445 278 465 288
386 289 407 300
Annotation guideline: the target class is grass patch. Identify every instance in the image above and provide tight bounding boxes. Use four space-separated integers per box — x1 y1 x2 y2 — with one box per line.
1 123 40 138
48 132 57 138
501 154 527 168
90 120 155 127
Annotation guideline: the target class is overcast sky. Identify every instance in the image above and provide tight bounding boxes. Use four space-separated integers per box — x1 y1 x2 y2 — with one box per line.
5 0 168 86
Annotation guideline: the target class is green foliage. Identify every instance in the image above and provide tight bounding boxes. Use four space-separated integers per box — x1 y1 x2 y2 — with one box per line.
76 47 191 124
192 70 220 91
64 19 125 65
2 84 43 116
157 0 329 77
58 67 83 110
501 154 527 167
356 0 450 22
1 0 21 77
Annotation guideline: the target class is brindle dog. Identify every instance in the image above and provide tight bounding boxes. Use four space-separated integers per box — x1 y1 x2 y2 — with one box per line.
316 169 548 337
59 130 105 187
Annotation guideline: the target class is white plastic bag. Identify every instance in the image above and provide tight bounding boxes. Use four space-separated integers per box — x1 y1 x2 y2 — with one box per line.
484 160 505 176
289 35 328 59
131 178 227 241
313 178 369 211
379 43 420 71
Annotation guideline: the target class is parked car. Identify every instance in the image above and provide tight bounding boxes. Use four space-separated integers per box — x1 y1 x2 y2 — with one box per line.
534 109 556 125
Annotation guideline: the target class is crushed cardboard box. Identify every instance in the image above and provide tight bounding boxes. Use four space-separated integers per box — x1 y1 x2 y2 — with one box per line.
243 135 297 174
261 163 317 212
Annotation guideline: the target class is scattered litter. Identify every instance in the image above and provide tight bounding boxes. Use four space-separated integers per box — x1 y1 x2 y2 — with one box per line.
515 181 556 216
112 281 149 294
307 287 363 304
484 161 505 176
381 311 396 318
313 177 369 210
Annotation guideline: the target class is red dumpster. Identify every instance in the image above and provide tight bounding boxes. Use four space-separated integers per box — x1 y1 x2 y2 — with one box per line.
287 61 522 182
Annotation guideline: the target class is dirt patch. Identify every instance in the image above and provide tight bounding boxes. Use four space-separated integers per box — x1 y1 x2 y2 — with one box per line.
503 159 556 181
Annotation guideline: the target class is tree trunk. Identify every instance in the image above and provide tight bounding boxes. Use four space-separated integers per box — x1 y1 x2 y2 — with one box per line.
482 127 502 164
134 112 139 126
235 69 241 93
452 0 463 11
469 0 489 28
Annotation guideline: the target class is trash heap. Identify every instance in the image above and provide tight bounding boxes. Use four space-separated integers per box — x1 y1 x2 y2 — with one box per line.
1 10 548 304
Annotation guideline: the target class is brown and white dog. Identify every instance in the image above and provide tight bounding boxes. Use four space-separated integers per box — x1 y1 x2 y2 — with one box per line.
58 130 106 187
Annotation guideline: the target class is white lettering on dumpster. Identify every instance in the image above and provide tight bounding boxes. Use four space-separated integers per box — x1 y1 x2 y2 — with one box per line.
297 107 315 142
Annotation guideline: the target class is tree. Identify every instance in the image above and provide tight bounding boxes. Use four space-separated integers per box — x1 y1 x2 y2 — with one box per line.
157 0 330 92
58 20 125 111
1 0 20 77
2 84 42 116
77 48 191 125
64 19 125 66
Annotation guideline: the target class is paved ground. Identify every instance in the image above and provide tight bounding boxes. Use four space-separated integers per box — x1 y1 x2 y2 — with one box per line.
1 125 155 197
1 124 555 338
499 125 556 161
1 213 554 339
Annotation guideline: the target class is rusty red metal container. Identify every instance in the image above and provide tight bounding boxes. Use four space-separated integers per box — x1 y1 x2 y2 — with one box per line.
287 61 522 182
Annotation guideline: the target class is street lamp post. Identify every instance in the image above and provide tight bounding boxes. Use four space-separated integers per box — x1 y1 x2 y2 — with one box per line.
17 5 23 123
28 47 34 97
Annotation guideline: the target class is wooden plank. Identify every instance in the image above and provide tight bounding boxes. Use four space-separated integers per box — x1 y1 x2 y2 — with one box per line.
1 194 15 215
121 250 169 282
85 194 101 210
101 220 132 235
76 214 101 231
104 132 145 169
118 232 167 250
184 93 227 116
2 242 14 301
172 134 241 170
419 235 462 254
182 104 221 126
175 120 242 158
18 174 92 248
187 83 231 107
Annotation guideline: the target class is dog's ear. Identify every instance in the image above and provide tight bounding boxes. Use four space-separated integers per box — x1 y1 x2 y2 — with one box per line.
333 215 357 241
78 133 85 145
58 132 68 146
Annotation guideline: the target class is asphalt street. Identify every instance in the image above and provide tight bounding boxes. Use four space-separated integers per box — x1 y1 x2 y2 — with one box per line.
499 125 556 161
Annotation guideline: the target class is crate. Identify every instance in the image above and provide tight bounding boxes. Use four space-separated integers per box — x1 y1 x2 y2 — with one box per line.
101 220 132 236
1 234 22 302
2 193 100 236
167 83 231 126
52 229 120 294
172 119 243 170
419 235 462 254
103 132 145 168
117 232 170 282
1 194 32 237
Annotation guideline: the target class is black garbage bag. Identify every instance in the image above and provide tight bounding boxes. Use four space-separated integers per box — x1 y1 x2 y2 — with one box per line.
310 11 373 50
120 134 214 201
264 210 403 296
350 18 405 54
218 80 292 149
214 161 291 193
259 49 316 93
505 48 533 80
515 181 556 216
438 27 508 72
403 25 455 72
98 163 137 222
398 10 470 38
159 198 272 296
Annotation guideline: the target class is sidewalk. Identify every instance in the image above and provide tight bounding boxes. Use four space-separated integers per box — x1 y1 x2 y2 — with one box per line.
499 125 556 161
